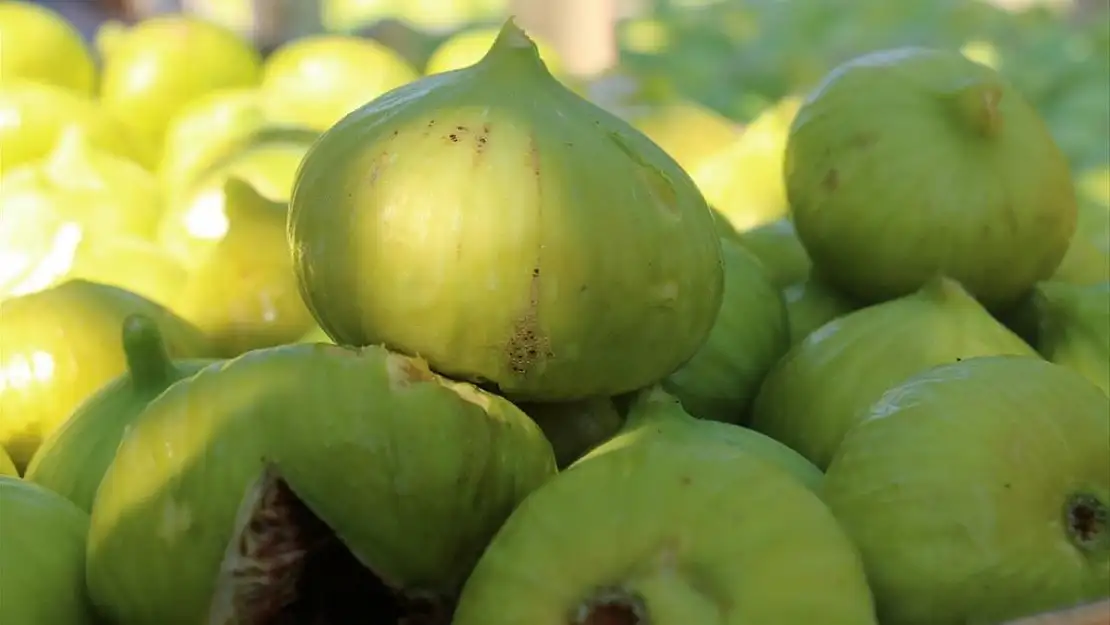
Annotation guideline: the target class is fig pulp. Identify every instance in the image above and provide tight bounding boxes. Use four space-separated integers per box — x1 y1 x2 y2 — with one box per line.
750 276 1037 469
289 19 723 402
85 343 556 625
0 476 100 625
663 239 789 423
452 388 875 625
824 356 1110 625
786 47 1077 310
25 314 216 512
0 280 211 469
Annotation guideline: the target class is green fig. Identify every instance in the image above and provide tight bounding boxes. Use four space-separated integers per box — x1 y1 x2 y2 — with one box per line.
97 15 263 152
0 476 99 625
86 343 556 625
261 34 418 131
663 239 789 423
0 445 17 476
782 273 862 345
786 48 1077 310
297 320 335 344
750 277 1038 469
516 397 625 469
0 1 97 96
1023 281 1110 394
289 20 723 402
170 178 315 356
591 386 824 492
824 356 1110 625
24 314 216 512
452 392 875 625
735 217 812 288
629 101 741 175
0 280 212 469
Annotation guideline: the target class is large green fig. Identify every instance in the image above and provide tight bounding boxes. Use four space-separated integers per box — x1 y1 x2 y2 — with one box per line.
24 314 216 512
169 178 315 356
786 48 1077 310
516 397 624 469
288 20 724 402
663 239 789 423
750 277 1037 469
1022 281 1110 394
735 217 811 288
824 356 1110 625
0 476 99 625
591 386 823 491
86 343 556 625
452 391 875 625
0 280 212 470
782 273 861 345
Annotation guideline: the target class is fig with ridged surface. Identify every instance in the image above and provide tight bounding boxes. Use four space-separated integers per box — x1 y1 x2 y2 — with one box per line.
289 19 723 402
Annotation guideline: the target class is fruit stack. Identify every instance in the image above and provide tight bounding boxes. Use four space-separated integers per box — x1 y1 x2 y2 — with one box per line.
0 3 1107 625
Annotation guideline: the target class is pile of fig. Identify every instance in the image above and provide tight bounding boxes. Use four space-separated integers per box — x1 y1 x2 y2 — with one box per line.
2 12 1107 625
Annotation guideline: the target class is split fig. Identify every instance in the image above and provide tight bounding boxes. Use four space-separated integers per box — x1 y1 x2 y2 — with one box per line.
288 19 723 402
85 343 556 625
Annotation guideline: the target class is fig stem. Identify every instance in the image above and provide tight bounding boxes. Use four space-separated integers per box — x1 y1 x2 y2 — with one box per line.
479 18 549 75
121 314 177 392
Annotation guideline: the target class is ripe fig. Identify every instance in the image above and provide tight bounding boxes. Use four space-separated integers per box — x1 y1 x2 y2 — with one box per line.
750 276 1037 469
786 48 1077 310
452 390 875 625
824 356 1110 625
85 343 556 625
663 239 789 423
289 19 723 401
25 314 216 512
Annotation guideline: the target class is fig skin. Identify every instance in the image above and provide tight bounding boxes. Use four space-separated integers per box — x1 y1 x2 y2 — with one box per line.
823 356 1110 625
782 272 861 345
517 397 625 469
0 445 17 476
452 399 876 625
85 343 556 625
24 314 216 512
0 279 212 470
1024 281 1110 394
0 476 100 625
288 20 723 402
786 47 1077 311
750 276 1037 469
662 240 789 423
735 217 811 288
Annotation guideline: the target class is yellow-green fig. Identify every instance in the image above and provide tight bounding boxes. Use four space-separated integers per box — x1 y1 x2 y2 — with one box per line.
663 239 789 422
0 1 97 95
452 390 875 625
786 48 1077 310
1022 281 1110 394
782 273 861 345
735 217 811 288
690 96 802 234
261 34 418 131
628 101 740 176
171 178 315 356
289 20 724 402
591 386 823 492
64 234 187 310
823 356 1110 625
0 476 100 625
86 343 556 625
24 314 216 512
1052 199 1110 286
516 397 625 469
98 15 263 152
750 277 1037 469
0 280 211 469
